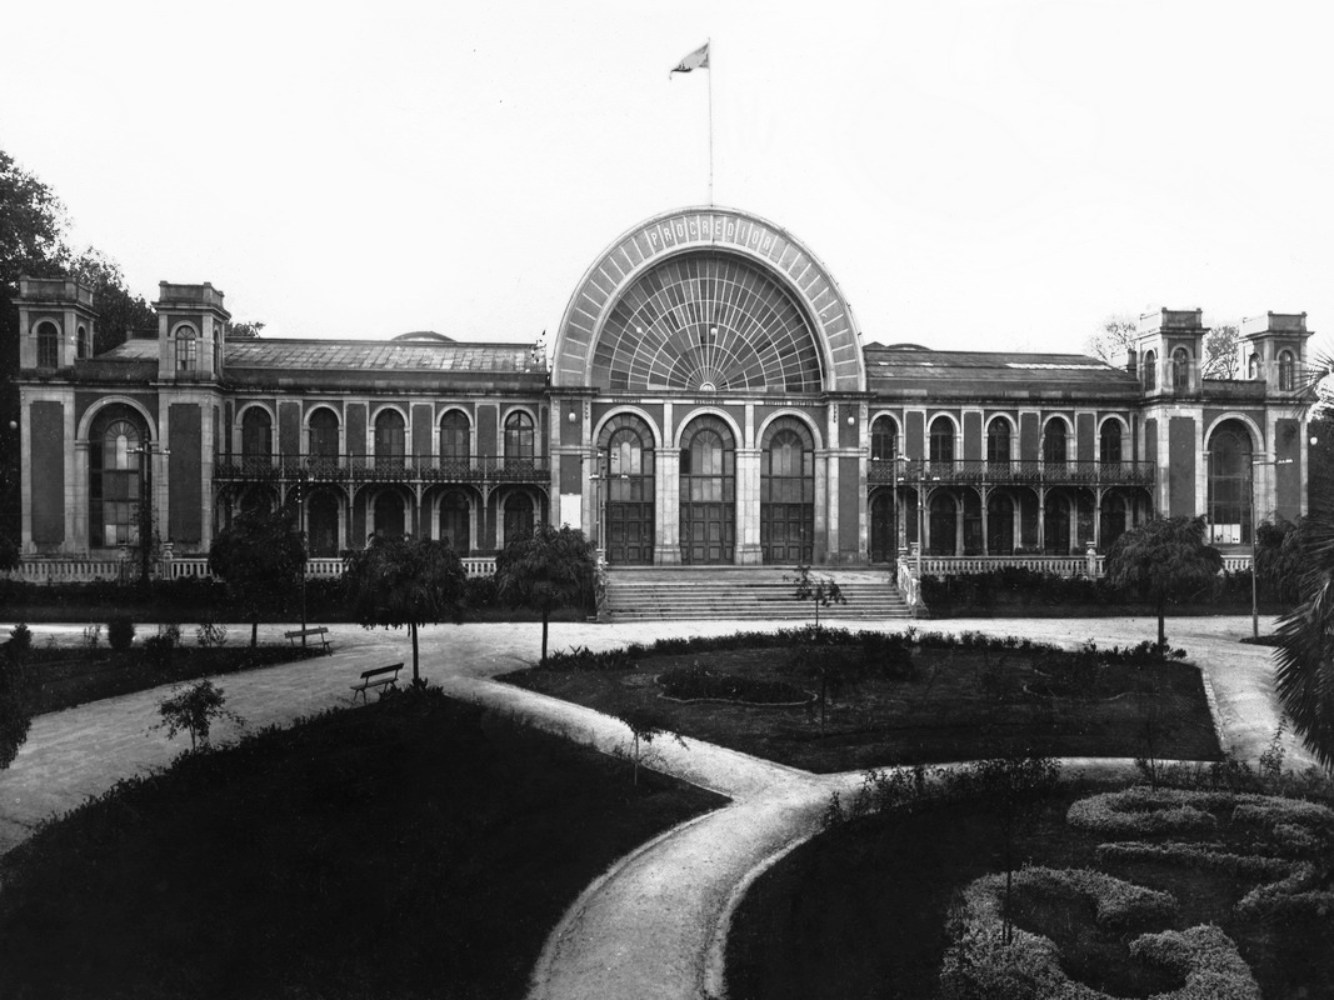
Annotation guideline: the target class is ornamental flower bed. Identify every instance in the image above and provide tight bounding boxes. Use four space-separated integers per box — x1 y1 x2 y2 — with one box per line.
657 663 811 706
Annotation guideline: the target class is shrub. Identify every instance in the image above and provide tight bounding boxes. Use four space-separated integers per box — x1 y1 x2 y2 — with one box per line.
7 623 32 657
81 624 102 651
107 616 136 652
151 679 244 750
195 622 229 648
464 574 499 609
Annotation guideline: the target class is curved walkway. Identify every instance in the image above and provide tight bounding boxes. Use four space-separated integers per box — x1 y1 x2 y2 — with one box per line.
0 615 1308 1000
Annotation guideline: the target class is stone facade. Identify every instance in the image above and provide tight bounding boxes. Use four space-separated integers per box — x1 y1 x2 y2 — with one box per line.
14 207 1314 570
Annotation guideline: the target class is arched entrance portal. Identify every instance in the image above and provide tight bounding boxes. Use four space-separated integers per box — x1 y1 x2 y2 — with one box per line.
870 491 896 563
679 415 735 565
760 418 814 564
601 414 655 565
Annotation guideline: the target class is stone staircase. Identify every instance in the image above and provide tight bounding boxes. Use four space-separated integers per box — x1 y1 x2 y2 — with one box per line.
600 567 912 623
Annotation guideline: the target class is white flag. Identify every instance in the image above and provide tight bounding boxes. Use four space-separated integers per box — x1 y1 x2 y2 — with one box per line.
670 42 710 76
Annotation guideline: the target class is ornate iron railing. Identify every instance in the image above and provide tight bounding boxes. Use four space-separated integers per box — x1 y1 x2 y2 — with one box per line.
214 453 550 485
867 458 1154 488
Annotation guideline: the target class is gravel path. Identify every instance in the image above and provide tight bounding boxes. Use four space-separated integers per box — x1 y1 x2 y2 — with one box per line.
0 614 1305 1000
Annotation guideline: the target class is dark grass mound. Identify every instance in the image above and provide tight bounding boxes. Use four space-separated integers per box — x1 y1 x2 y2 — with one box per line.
10 642 326 715
505 631 1220 772
0 690 725 1000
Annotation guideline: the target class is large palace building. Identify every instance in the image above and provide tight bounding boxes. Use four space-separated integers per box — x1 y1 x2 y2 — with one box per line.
13 206 1314 581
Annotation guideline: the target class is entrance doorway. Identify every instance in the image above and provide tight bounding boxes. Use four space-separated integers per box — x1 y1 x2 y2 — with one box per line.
870 492 896 562
679 416 735 564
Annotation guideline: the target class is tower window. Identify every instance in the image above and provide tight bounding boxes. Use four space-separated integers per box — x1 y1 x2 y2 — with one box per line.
36 321 59 368
175 326 198 370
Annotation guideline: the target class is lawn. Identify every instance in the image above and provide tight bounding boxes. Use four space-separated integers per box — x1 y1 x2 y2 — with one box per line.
0 690 726 1000
727 781 1334 1000
502 633 1221 772
8 640 326 716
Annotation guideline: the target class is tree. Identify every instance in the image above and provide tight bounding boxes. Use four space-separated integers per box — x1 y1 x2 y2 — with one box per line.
68 247 156 354
946 755 1061 946
1254 517 1310 606
208 505 307 647
1105 515 1223 647
0 631 32 770
152 680 244 751
494 523 596 666
1201 322 1240 378
1310 416 1334 520
787 563 846 629
1266 351 1334 770
343 534 467 686
616 707 685 786
228 320 265 339
1 150 72 543
1084 315 1138 365
1272 507 1334 770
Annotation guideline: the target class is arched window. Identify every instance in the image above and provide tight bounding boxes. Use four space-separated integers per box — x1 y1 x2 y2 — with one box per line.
89 407 146 548
986 419 1012 467
503 492 534 546
36 321 59 368
1143 350 1157 390
373 491 405 538
1278 350 1296 391
504 410 535 463
599 414 656 565
440 491 471 554
987 493 1014 554
308 492 340 557
440 410 470 467
241 408 272 474
1099 421 1122 466
1247 353 1259 380
374 409 406 470
1172 347 1190 392
1100 494 1127 551
928 417 954 469
1042 419 1068 466
308 408 340 475
679 415 736 564
175 325 198 371
761 421 815 564
1207 421 1254 544
1044 494 1072 554
871 415 898 463
77 325 89 359
928 493 957 556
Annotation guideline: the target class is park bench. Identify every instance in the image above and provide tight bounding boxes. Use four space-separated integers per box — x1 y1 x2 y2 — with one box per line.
350 663 403 704
284 626 331 653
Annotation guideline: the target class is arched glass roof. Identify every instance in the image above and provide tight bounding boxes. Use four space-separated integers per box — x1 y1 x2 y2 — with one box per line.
590 253 823 393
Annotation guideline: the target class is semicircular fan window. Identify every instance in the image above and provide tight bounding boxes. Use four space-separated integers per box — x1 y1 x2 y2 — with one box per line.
591 253 823 393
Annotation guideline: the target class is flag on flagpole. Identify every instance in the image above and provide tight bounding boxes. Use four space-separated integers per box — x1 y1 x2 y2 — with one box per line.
670 41 709 76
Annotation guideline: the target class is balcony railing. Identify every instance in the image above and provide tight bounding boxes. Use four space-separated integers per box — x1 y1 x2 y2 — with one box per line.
214 453 550 484
867 458 1154 488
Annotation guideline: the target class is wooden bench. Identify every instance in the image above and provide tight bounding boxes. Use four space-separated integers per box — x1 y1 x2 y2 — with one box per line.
350 663 403 704
284 626 331 653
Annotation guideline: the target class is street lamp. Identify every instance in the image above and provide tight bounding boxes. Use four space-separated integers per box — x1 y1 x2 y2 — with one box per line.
1249 455 1293 640
132 441 167 584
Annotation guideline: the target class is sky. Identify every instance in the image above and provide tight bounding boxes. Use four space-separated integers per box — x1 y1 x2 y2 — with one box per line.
3 0 1332 360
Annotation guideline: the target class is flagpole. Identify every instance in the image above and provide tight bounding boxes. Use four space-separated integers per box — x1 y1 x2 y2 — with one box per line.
707 37 714 206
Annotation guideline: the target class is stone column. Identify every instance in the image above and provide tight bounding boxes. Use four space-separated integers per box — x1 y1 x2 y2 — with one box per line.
736 447 762 564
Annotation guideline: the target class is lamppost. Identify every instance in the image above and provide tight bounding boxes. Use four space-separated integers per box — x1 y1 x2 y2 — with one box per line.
295 460 311 647
132 441 167 584
1249 455 1294 640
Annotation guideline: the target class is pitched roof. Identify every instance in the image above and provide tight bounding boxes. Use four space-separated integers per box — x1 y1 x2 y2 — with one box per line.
864 344 1139 397
223 338 544 374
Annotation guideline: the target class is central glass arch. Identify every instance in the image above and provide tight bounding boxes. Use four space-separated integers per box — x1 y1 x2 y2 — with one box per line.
592 253 823 393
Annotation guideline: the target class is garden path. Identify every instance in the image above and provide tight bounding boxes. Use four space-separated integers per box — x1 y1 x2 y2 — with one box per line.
0 614 1306 1000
